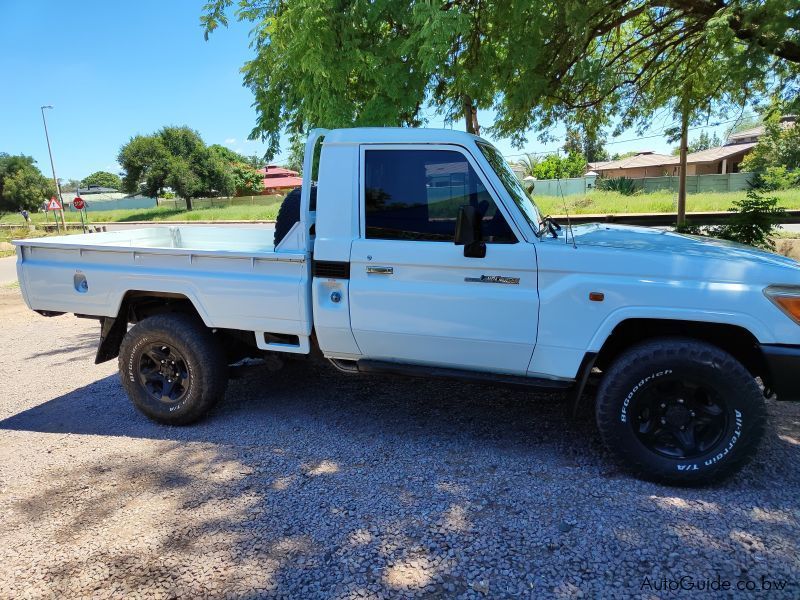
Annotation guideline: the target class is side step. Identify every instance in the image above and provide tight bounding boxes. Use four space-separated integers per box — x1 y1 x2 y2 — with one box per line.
352 359 574 390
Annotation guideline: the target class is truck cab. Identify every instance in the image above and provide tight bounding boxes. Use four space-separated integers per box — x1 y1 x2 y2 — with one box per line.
304 128 543 377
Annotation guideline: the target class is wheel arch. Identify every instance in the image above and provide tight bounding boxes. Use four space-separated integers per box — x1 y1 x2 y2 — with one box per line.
593 318 767 381
95 290 207 364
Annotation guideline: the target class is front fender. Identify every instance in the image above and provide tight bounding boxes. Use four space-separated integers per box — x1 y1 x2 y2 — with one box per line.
586 306 774 352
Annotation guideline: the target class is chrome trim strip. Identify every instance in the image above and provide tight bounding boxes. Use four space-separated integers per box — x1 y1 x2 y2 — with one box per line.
366 266 394 274
465 275 520 285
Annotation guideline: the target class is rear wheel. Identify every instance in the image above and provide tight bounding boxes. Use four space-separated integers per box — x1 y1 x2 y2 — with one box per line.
119 313 228 425
595 338 766 484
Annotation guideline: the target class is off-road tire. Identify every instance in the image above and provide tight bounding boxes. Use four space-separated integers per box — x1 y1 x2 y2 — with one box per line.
118 313 228 425
273 187 301 246
595 337 766 485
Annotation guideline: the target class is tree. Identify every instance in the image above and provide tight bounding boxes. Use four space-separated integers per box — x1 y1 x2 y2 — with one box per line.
283 137 306 174
485 1 798 224
231 163 265 196
244 154 265 169
203 0 429 158
208 144 244 163
514 154 540 179
209 144 265 196
0 153 56 212
118 127 234 209
82 171 122 190
521 153 586 180
58 178 82 192
204 0 799 223
204 1 799 142
564 127 609 163
727 114 763 137
671 131 722 155
740 116 800 173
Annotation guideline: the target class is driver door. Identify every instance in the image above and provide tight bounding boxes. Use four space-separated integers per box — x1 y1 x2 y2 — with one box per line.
348 145 539 375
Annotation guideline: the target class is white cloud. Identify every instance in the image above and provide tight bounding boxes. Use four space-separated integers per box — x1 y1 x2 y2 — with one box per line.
224 138 237 145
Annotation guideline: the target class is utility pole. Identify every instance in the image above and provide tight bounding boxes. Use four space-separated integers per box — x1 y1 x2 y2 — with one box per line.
676 96 690 226
40 105 66 229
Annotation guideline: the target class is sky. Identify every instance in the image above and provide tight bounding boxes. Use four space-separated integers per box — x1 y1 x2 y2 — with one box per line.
1 0 744 181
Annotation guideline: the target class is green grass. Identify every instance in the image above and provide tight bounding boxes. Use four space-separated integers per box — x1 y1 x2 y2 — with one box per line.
535 188 800 215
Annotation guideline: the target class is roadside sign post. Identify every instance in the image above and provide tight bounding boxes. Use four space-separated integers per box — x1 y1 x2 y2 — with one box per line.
72 197 87 233
41 200 51 231
46 196 63 233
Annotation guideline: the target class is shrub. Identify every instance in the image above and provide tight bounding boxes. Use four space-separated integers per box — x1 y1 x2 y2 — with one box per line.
596 177 638 196
710 188 786 250
759 166 800 191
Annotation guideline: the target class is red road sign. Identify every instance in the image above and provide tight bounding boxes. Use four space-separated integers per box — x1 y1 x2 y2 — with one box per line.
73 197 85 210
46 197 63 211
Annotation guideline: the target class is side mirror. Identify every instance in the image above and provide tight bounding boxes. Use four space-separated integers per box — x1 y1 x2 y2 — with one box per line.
454 205 486 258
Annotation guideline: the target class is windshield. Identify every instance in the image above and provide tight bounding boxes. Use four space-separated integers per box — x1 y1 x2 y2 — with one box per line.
477 141 541 234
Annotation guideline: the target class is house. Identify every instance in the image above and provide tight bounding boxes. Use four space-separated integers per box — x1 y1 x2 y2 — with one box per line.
587 116 796 178
259 165 302 194
587 151 676 179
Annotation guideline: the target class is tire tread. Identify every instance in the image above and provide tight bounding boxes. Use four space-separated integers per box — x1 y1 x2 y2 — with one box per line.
118 313 227 425
595 337 766 484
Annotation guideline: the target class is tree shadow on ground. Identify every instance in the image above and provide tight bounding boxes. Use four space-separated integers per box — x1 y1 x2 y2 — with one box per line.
1 361 798 598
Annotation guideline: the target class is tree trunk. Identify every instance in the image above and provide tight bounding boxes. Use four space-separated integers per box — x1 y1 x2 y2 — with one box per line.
677 102 690 226
463 95 480 136
185 197 193 211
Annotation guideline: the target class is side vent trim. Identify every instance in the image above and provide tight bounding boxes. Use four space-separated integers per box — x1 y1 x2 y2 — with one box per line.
313 260 350 279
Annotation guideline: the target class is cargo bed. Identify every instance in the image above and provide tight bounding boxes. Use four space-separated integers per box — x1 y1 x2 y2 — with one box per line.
13 226 312 353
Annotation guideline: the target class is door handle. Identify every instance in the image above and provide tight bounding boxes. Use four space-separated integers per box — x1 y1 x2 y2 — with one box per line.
366 266 393 275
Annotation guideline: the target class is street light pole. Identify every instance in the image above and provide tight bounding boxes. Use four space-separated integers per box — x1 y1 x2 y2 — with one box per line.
40 105 66 230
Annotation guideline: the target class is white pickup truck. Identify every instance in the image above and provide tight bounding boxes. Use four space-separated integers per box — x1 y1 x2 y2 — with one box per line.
14 128 800 484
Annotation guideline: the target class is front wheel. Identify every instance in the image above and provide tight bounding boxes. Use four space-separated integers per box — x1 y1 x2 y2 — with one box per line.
118 313 228 425
595 338 766 484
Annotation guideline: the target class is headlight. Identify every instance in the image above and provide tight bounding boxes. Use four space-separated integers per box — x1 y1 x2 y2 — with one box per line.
764 285 800 324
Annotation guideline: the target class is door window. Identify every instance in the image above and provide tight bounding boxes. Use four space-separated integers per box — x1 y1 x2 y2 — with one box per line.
364 149 516 243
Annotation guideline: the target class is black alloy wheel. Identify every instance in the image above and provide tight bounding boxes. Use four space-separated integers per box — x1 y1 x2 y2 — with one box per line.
632 377 728 459
138 342 190 405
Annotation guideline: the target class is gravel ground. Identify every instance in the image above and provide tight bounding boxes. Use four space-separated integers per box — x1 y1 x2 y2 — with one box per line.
0 286 798 599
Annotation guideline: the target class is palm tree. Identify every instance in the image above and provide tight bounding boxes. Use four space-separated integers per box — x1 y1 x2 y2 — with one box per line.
514 153 539 193
514 153 539 178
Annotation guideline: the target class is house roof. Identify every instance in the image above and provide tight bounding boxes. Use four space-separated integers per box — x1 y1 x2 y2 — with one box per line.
75 185 118 194
261 176 302 189
727 125 765 143
258 165 302 189
682 142 757 164
726 116 795 143
591 142 757 172
590 152 676 172
258 165 300 178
